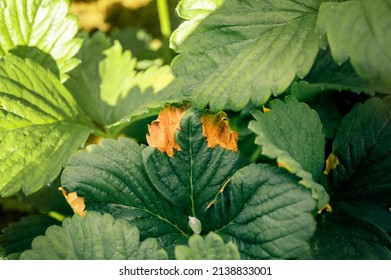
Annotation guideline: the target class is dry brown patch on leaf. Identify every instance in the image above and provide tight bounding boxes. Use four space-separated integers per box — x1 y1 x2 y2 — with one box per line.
146 105 188 157
201 112 238 152
59 187 87 217
324 153 339 175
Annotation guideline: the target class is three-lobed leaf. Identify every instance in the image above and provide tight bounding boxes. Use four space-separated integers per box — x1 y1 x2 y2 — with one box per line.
171 0 324 111
0 55 93 197
20 212 168 260
61 106 320 259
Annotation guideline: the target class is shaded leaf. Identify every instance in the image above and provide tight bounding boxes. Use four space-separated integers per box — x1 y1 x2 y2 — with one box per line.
311 209 391 259
0 55 93 197
214 164 318 259
62 107 244 255
171 0 324 111
317 0 391 91
249 96 328 208
62 136 189 254
20 212 168 260
62 107 319 259
314 96 391 259
0 214 60 259
0 0 82 81
297 48 382 95
175 232 240 260
327 97 391 202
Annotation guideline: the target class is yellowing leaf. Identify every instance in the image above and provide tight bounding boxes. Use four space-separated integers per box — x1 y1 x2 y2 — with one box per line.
59 187 87 217
324 153 339 175
146 105 188 157
200 112 238 152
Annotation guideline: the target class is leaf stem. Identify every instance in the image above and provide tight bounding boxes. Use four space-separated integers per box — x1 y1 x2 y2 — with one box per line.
157 0 172 63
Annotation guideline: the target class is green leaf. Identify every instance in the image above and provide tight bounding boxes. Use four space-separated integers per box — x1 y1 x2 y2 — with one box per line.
315 96 391 259
215 164 318 259
297 48 383 95
0 214 60 259
61 107 244 255
317 0 391 92
0 55 92 197
112 27 164 69
175 232 240 260
20 212 168 260
142 109 244 219
170 0 323 111
311 210 391 259
0 0 82 81
66 32 184 133
61 137 190 253
62 106 320 259
249 96 328 208
290 90 344 140
327 97 391 202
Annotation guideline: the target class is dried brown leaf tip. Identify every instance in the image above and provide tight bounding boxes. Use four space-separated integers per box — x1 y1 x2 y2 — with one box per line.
146 104 188 157
59 187 87 217
201 112 238 152
324 153 339 175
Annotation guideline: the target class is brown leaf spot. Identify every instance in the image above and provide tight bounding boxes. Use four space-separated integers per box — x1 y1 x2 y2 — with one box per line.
200 112 238 152
277 160 290 170
59 187 87 217
317 203 333 214
324 153 339 175
146 105 188 157
262 105 271 113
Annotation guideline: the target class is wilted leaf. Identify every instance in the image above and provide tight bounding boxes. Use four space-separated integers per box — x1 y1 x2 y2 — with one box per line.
201 112 238 151
59 187 87 217
146 104 188 157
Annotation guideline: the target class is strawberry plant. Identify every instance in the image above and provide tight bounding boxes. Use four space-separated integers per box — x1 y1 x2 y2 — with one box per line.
0 0 390 260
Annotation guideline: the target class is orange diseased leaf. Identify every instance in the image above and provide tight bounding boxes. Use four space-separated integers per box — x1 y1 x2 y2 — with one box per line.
317 203 333 214
200 112 238 152
277 160 289 170
146 104 188 157
324 153 339 175
59 187 87 217
206 178 232 210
